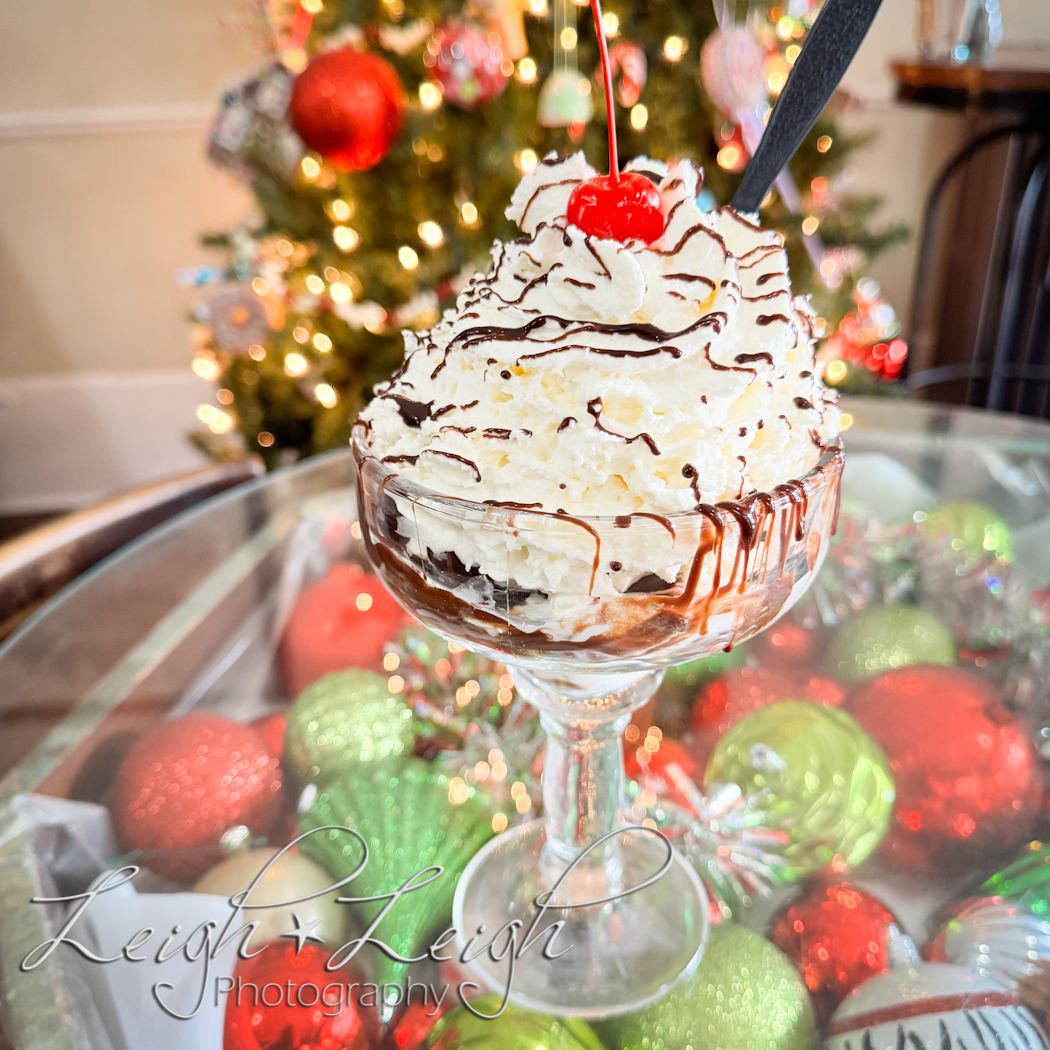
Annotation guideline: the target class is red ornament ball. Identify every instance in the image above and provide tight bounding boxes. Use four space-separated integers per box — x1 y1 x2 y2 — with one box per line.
755 622 819 666
566 173 664 244
251 712 288 761
770 881 900 1025
691 665 845 764
112 713 282 880
289 48 403 171
848 666 1042 872
224 943 377 1050
425 21 510 109
384 1000 448 1049
278 562 409 697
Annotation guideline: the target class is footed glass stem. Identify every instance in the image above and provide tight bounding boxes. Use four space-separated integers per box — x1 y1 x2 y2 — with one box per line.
452 669 709 1017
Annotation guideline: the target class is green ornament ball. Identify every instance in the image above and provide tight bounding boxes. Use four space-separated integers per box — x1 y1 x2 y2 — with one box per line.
704 701 894 881
981 840 1050 918
298 758 496 991
428 995 606 1050
284 668 414 783
920 501 1014 565
595 923 816 1050
828 603 956 682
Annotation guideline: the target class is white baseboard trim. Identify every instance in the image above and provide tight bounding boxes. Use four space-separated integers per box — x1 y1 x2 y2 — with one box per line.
0 103 213 140
0 371 215 514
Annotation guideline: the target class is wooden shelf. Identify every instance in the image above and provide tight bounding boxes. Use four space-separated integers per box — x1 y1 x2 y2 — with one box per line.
892 51 1050 119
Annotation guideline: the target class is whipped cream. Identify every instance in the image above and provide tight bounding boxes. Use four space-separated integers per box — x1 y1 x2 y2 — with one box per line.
357 152 838 517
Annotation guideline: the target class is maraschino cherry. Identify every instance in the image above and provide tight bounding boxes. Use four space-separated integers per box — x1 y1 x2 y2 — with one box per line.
565 0 664 243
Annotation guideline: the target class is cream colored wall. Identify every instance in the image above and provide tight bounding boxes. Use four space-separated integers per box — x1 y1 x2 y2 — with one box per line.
0 0 254 377
0 0 1046 380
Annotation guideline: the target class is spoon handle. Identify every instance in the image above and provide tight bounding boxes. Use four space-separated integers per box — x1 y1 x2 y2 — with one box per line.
730 0 885 214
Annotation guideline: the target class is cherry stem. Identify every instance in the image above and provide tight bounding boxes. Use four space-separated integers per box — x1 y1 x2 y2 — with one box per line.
589 0 618 184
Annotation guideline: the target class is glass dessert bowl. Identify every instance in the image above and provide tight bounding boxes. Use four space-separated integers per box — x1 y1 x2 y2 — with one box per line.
353 428 844 1016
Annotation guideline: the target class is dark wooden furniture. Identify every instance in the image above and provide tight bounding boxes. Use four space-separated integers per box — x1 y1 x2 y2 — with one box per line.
0 460 263 643
895 53 1050 415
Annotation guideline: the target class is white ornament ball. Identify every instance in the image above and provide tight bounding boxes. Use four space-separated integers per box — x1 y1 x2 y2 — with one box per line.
824 961 1049 1050
537 70 595 128
194 847 346 947
700 26 768 117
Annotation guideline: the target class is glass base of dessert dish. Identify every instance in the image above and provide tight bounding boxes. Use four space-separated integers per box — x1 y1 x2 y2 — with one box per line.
452 816 709 1018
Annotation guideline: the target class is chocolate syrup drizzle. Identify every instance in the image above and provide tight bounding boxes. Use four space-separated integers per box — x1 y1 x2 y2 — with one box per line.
587 398 661 456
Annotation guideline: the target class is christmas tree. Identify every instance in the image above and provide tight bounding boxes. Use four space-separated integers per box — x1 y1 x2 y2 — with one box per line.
188 0 907 466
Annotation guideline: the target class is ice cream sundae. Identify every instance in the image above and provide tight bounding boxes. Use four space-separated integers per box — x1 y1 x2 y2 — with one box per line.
352 151 842 666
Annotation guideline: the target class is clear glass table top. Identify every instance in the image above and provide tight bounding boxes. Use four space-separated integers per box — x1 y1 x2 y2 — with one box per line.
4 395 1050 1050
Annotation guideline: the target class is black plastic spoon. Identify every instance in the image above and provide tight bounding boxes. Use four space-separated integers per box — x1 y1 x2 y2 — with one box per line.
731 0 886 214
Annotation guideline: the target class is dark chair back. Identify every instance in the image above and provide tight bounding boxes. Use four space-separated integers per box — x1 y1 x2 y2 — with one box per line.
907 121 1050 415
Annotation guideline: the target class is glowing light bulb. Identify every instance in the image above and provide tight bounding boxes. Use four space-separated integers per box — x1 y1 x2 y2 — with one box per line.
816 135 833 153
602 11 619 35
191 354 220 381
777 16 794 38
398 246 419 270
514 149 538 172
663 35 686 61
293 326 310 344
717 143 743 169
768 71 785 93
418 220 444 247
305 274 325 295
330 198 352 221
786 43 801 64
419 81 442 109
329 282 352 303
251 277 270 296
217 388 234 405
301 156 321 179
248 344 266 361
560 26 577 48
333 225 359 251
284 352 308 376
301 0 322 12
277 238 294 257
197 404 234 434
314 382 337 408
528 0 547 14
312 333 332 352
801 216 820 235
460 201 479 225
518 56 537 82
257 431 275 447
363 308 387 333
630 103 648 130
